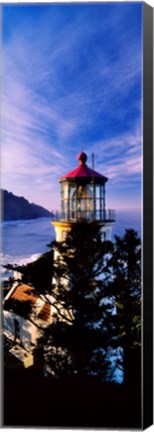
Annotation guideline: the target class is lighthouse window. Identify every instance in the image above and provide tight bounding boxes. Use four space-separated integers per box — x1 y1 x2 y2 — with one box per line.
61 183 71 220
71 186 93 220
14 319 20 344
61 183 68 199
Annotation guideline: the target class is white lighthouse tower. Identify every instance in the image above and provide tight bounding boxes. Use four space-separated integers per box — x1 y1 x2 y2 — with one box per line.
52 152 115 241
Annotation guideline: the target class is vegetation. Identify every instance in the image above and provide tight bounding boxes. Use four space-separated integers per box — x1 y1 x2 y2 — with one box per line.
39 222 114 380
4 298 33 320
28 224 141 390
4 249 53 293
108 229 141 386
3 224 142 428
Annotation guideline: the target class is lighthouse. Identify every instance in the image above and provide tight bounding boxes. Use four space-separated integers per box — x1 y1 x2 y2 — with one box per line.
52 152 115 241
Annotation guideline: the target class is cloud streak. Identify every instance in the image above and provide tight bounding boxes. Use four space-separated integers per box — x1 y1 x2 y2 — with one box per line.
2 3 142 210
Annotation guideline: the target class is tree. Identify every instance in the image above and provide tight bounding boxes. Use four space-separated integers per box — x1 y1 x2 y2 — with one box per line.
4 224 141 388
109 229 141 386
40 222 114 380
3 249 53 294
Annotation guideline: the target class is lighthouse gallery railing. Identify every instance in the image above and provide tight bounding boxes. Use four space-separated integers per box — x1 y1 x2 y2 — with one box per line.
51 209 116 223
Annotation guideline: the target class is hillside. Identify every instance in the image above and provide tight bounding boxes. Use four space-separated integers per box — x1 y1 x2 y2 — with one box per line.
1 189 52 221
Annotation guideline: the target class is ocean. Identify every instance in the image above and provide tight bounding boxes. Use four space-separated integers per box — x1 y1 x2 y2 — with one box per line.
1 210 141 280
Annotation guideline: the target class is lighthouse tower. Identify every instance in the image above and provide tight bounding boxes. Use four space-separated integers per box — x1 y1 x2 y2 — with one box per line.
52 152 115 241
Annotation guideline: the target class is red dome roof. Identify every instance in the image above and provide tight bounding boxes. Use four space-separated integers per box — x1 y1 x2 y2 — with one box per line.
59 153 108 184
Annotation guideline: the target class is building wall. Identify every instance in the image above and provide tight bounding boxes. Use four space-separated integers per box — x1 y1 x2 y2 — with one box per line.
3 310 42 351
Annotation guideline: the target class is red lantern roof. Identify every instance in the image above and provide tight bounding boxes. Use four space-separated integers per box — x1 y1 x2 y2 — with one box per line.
59 152 108 184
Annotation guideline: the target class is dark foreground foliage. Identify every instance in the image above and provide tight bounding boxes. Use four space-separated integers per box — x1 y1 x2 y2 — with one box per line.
3 225 141 428
4 249 53 294
38 225 141 384
41 222 115 380
3 365 141 428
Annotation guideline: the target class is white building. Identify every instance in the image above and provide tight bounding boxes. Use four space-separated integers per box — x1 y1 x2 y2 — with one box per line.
3 283 53 368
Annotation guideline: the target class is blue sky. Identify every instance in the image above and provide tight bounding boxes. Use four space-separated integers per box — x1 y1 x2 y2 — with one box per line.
1 2 143 212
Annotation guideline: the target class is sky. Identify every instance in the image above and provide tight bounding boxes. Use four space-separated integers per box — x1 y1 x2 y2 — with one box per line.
1 2 143 212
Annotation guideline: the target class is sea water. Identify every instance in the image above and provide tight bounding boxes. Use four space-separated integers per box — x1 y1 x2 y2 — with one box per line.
1 210 141 279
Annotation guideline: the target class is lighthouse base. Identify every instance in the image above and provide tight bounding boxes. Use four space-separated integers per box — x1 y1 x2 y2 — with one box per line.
51 220 113 242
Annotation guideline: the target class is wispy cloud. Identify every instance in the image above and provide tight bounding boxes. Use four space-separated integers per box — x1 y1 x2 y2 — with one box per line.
1 3 142 210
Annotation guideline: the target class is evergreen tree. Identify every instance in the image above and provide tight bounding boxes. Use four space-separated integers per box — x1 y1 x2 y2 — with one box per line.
109 229 141 386
41 222 114 380
3 249 53 294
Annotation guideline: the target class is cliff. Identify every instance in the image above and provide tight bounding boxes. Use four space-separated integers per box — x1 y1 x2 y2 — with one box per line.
1 189 52 221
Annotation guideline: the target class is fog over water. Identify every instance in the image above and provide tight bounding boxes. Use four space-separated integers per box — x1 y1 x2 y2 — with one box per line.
1 209 141 278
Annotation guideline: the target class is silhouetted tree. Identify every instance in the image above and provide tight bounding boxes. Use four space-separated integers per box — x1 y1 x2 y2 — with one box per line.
3 249 53 294
40 222 114 380
109 229 141 386
4 298 33 320
4 225 141 388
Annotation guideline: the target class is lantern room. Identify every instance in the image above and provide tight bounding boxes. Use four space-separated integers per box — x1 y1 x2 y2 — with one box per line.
52 152 115 242
58 152 115 223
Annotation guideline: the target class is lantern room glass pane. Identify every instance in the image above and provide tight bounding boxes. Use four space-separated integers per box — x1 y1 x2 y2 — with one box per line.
60 181 106 222
61 183 69 219
71 185 94 220
61 183 69 199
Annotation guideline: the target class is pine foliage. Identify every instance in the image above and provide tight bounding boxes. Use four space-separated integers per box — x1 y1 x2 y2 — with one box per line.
42 222 114 379
108 229 141 385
